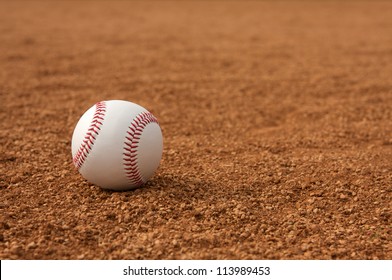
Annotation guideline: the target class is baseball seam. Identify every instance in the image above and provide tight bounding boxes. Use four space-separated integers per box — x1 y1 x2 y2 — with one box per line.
73 101 107 169
123 111 159 186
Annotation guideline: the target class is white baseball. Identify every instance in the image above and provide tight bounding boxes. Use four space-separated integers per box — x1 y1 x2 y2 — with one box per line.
71 100 163 191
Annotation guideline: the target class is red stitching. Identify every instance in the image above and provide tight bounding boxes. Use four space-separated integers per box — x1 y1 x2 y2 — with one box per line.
123 111 159 186
73 102 107 169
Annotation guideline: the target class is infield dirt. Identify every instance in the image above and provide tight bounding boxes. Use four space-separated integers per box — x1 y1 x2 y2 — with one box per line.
0 1 391 259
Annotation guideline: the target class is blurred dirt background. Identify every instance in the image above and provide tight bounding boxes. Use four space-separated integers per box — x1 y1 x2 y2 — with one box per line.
0 0 391 259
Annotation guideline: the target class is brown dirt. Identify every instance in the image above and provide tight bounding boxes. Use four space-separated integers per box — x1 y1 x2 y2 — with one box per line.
0 1 391 260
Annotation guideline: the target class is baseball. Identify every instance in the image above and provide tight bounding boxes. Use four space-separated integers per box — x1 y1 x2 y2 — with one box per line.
71 100 163 191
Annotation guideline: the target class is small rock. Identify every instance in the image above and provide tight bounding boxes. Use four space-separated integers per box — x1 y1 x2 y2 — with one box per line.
27 242 37 249
46 176 55 182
